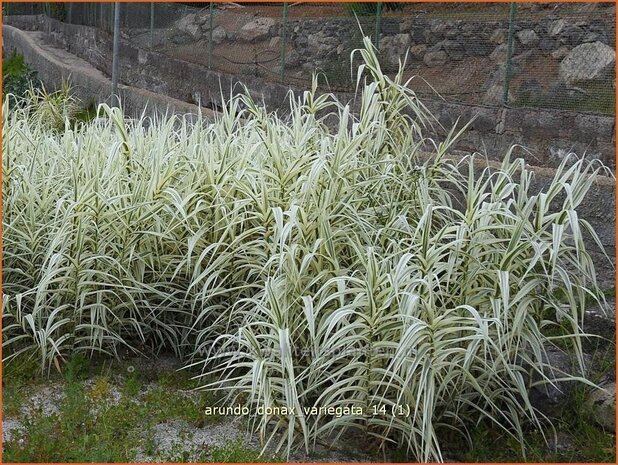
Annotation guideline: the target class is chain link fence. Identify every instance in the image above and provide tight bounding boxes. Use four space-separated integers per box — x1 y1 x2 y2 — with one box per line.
4 2 616 115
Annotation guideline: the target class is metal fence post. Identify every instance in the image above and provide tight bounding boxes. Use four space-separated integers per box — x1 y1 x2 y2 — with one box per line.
280 2 289 83
502 2 517 105
375 2 382 50
208 2 214 69
111 2 121 107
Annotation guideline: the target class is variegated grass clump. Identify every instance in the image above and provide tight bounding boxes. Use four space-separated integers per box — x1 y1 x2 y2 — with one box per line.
2 38 612 461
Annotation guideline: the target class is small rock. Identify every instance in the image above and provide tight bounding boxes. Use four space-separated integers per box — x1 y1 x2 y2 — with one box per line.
490 43 508 62
517 29 539 47
194 12 210 28
409 44 428 59
539 37 557 51
548 19 567 37
490 28 507 45
587 381 616 432
423 50 448 67
560 25 585 47
582 31 608 44
175 14 201 41
169 32 193 46
551 46 570 60
430 21 448 37
238 17 276 42
435 39 464 61
211 26 226 44
584 298 616 338
512 50 533 65
400 19 413 34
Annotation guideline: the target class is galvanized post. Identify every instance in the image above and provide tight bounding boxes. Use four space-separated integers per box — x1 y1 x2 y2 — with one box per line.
150 2 155 49
280 2 288 83
67 3 72 23
111 2 121 107
502 2 517 105
208 2 213 69
375 2 382 50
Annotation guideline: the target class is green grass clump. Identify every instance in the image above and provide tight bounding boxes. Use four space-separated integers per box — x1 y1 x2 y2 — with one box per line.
2 37 614 461
209 440 283 463
2 51 40 103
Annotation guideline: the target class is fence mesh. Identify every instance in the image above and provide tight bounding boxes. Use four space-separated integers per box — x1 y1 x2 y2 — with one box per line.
4 2 616 115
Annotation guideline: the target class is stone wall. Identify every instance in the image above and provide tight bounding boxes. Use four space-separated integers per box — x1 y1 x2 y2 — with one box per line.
120 3 616 107
287 12 614 72
3 14 616 169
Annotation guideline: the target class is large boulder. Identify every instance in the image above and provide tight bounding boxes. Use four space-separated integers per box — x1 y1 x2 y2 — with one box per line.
238 17 276 42
559 41 616 86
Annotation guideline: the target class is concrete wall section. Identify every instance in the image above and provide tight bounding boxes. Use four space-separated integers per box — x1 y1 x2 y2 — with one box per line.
2 23 211 121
